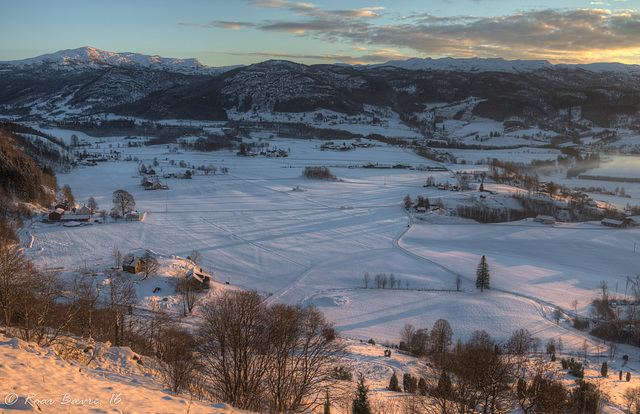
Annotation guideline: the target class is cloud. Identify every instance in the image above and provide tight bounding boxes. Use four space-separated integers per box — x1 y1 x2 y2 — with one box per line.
184 4 640 64
179 20 256 30
259 7 640 63
209 48 411 65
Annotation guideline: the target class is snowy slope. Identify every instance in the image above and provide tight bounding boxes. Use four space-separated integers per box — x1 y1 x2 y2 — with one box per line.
6 131 640 413
1 46 238 74
376 56 640 74
0 333 245 413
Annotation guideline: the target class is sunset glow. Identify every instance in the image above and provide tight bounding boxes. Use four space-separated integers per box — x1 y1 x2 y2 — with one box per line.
2 0 639 66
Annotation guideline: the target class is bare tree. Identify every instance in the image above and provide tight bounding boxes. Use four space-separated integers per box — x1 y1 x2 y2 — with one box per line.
103 269 137 346
0 241 27 327
507 329 537 355
187 250 202 266
62 184 75 205
111 189 135 217
87 197 99 215
72 267 101 339
265 304 346 413
362 272 370 289
197 291 272 411
431 319 453 354
18 267 81 346
173 267 201 315
111 246 123 269
389 273 396 289
552 308 563 325
455 275 462 292
140 252 160 280
374 273 383 288
156 327 199 395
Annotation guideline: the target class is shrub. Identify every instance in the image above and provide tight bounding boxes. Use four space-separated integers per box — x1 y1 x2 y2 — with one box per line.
302 166 337 180
332 365 353 381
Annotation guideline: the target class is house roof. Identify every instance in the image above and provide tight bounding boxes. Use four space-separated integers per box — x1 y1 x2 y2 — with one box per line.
187 266 212 283
602 218 624 225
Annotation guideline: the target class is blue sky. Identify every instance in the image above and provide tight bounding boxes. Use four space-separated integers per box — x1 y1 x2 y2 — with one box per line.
2 0 639 66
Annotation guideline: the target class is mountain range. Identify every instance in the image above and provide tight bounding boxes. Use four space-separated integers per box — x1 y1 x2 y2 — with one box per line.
1 47 639 129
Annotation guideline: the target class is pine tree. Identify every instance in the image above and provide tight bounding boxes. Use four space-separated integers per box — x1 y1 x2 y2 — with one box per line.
476 255 490 292
352 373 372 414
434 371 453 399
601 362 608 378
388 372 401 392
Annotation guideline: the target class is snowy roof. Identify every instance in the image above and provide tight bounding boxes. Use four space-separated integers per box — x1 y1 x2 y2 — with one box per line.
602 218 624 225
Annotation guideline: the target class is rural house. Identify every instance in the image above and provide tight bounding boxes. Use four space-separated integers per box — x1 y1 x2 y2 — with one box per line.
186 267 212 291
122 256 146 273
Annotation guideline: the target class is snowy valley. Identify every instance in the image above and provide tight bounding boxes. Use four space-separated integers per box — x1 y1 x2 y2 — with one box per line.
0 48 639 413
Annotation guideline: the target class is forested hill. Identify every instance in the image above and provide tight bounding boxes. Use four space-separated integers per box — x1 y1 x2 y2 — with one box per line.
0 124 61 241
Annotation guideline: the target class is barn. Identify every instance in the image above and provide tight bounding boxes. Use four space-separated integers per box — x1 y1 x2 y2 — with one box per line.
534 215 556 225
122 256 146 274
601 218 631 228
187 267 212 291
48 208 65 221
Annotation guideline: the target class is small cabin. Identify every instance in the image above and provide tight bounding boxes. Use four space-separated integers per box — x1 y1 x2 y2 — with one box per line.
534 215 555 225
601 218 634 228
126 211 141 221
187 267 211 291
123 256 146 274
601 218 626 228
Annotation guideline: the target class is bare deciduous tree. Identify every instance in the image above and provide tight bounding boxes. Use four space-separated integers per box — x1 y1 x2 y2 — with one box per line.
87 197 99 215
265 304 346 413
0 242 27 327
187 250 202 266
111 246 123 269
173 267 201 315
62 184 74 205
156 327 199 395
140 252 160 280
111 189 135 217
197 291 271 411
103 269 137 346
362 272 370 289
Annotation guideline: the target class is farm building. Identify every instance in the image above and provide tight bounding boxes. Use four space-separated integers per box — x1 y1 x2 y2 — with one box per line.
48 208 65 221
122 256 146 274
60 214 90 222
601 218 634 228
187 267 212 291
126 211 141 221
76 205 91 215
534 215 556 225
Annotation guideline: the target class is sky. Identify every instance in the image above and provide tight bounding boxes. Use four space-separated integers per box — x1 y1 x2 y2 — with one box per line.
2 0 639 67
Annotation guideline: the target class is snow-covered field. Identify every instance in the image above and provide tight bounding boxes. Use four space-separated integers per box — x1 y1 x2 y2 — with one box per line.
12 131 640 412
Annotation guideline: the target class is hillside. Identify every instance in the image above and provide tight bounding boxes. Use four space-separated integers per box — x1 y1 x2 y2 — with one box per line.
1 48 639 132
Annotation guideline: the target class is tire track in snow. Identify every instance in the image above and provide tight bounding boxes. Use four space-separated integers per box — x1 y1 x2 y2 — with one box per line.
199 216 306 268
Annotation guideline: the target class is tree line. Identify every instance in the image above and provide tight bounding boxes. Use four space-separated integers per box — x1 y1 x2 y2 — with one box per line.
390 321 604 414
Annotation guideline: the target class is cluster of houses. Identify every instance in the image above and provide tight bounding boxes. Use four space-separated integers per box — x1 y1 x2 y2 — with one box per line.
47 201 92 223
533 214 639 228
122 249 212 291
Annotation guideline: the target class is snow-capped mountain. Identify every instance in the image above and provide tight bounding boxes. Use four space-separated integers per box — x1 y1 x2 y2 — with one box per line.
0 46 233 75
1 47 639 129
375 56 640 75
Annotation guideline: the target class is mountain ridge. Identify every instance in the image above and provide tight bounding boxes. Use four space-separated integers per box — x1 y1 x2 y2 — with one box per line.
1 47 639 130
3 47 639 75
